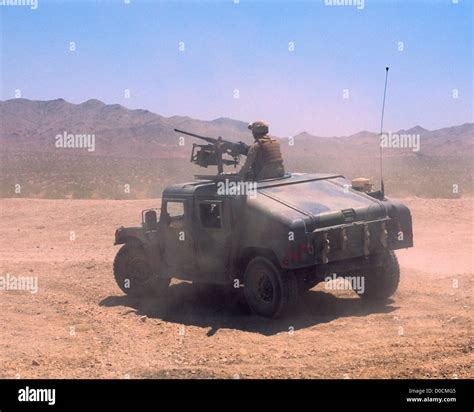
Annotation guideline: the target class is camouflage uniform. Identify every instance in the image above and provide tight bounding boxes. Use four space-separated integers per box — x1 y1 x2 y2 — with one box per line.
239 121 285 180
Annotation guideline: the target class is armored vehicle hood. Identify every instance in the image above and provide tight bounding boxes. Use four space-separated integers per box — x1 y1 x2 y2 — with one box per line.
250 173 387 232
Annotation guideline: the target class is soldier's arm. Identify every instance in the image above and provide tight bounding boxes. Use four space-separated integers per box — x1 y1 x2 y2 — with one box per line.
238 143 258 177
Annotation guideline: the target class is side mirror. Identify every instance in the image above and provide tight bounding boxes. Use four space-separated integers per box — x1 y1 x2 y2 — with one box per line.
143 210 158 232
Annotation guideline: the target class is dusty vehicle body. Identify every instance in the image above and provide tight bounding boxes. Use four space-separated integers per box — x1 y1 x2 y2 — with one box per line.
113 173 413 318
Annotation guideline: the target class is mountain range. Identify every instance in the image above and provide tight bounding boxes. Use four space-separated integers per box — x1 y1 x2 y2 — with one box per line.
0 98 472 199
1 98 472 158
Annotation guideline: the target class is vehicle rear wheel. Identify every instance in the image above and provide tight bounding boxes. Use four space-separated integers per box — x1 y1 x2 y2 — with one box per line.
360 251 400 301
243 257 298 318
113 242 169 297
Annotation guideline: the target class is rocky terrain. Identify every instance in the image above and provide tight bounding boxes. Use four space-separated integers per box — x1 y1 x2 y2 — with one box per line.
0 197 472 378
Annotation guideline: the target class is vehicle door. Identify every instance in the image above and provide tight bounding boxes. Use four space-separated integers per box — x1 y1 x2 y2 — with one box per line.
194 198 233 275
161 198 196 276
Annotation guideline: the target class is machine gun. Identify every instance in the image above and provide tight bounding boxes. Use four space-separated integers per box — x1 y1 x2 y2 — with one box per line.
174 128 249 175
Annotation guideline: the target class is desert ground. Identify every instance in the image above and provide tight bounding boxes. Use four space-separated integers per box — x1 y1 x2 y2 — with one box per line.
0 197 472 379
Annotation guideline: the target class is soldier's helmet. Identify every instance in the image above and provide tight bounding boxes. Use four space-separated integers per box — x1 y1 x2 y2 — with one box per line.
248 120 269 137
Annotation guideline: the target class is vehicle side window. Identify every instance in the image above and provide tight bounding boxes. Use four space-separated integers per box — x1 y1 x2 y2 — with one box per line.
199 202 221 229
165 201 185 229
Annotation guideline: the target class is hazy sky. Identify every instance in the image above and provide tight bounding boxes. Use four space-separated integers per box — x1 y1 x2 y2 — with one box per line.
1 0 472 136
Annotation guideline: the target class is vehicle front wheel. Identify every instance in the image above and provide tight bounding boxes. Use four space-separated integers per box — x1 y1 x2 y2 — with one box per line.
113 242 169 297
243 257 298 318
359 251 400 301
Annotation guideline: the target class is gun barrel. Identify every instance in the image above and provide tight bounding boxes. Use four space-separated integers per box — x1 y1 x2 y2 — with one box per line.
173 128 216 144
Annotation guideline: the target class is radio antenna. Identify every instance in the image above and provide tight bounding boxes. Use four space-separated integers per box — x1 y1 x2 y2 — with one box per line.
379 66 389 197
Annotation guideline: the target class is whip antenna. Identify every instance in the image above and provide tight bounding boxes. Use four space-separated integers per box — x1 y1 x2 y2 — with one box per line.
379 66 389 197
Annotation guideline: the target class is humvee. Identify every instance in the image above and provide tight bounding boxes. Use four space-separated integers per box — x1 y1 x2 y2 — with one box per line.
113 170 413 318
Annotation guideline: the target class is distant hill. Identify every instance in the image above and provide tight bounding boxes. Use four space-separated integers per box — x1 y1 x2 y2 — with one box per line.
0 98 250 157
0 98 472 199
288 124 473 157
1 98 472 157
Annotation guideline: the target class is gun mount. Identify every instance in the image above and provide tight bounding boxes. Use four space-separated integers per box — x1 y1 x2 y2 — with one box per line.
174 128 249 175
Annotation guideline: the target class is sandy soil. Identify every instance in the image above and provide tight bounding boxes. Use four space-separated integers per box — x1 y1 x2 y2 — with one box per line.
0 197 472 379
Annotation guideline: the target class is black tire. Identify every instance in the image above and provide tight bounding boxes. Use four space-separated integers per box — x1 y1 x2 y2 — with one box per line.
360 251 400 301
243 257 298 318
113 242 169 297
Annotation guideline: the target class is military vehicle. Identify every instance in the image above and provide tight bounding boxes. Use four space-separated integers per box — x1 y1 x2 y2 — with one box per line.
112 129 413 318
